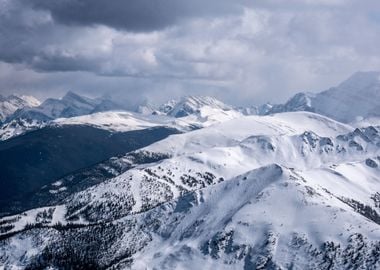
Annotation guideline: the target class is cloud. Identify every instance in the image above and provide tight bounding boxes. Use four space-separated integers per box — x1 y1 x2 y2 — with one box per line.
0 0 380 105
28 0 245 32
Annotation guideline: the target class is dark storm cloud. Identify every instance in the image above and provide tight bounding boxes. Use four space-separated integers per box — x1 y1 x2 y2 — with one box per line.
1 0 380 105
28 0 245 32
0 0 247 74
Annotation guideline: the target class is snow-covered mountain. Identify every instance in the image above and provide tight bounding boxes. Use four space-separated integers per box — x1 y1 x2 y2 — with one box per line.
0 94 40 123
53 107 243 133
153 95 243 130
0 92 129 141
266 71 380 123
9 91 124 122
0 94 243 141
53 111 162 132
1 73 380 269
50 95 242 133
160 96 232 117
1 110 379 269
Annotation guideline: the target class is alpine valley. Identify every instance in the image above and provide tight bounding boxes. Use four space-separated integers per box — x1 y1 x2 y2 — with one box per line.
0 72 380 269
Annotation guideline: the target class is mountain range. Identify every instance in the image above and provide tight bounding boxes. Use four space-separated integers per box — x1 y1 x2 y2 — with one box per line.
0 72 379 269
0 94 40 123
265 71 380 123
2 71 379 142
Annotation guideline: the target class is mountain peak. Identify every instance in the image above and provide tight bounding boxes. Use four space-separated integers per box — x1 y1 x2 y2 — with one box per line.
337 71 380 90
180 95 228 107
264 71 380 123
62 91 84 101
165 95 231 118
0 94 41 122
60 91 100 110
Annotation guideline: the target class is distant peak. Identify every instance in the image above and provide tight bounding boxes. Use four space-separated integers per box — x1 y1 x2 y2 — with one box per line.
62 91 81 100
349 70 380 79
163 95 231 118
178 95 231 111
61 91 96 105
99 93 113 101
3 94 41 106
338 71 380 89
181 95 225 104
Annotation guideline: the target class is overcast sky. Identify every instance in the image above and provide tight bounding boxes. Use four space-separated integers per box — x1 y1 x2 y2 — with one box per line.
0 0 380 105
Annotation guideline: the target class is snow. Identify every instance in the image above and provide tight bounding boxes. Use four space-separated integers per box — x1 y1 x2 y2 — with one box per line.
51 205 67 225
0 118 46 141
133 163 380 269
54 111 160 132
1 88 380 268
165 96 231 118
266 71 380 123
146 111 352 156
351 116 380 128
53 104 243 133
0 94 41 122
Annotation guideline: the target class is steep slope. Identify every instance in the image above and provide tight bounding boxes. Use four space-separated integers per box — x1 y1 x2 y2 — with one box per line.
132 163 380 269
0 125 179 216
267 71 380 123
0 94 40 122
1 162 379 269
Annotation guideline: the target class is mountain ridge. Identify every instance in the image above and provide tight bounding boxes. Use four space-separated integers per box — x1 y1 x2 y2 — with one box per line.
265 71 380 123
1 114 379 268
0 94 41 123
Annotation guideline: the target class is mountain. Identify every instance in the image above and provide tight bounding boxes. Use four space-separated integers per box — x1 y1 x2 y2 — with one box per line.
0 124 180 216
53 111 162 132
52 96 243 134
0 94 40 122
1 111 379 268
0 92 129 141
8 91 125 122
162 96 232 118
0 118 47 141
0 95 242 141
266 71 380 123
155 96 243 129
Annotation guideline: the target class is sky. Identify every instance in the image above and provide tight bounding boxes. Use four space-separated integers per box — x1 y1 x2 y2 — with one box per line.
0 0 380 106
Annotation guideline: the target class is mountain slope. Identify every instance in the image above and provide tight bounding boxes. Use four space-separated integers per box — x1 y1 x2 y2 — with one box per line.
267 71 380 123
1 162 379 269
132 163 380 269
0 95 243 141
0 92 129 141
0 125 179 216
0 110 379 268
0 94 40 122
163 96 232 118
9 91 124 122
53 111 162 132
